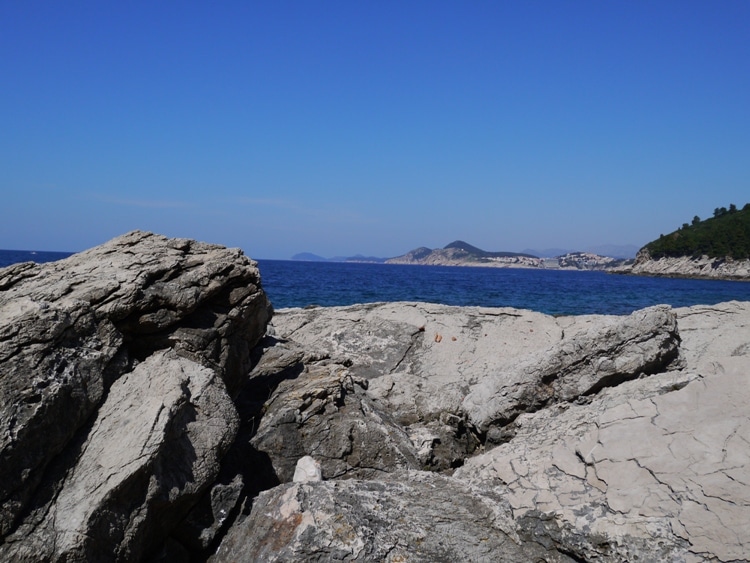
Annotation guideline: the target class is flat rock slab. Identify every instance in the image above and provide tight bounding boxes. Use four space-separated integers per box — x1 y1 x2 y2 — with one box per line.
272 302 681 435
456 364 750 562
674 300 750 374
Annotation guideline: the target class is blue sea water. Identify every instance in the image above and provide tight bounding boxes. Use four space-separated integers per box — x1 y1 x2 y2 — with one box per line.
0 249 73 268
257 259 750 316
2 250 749 316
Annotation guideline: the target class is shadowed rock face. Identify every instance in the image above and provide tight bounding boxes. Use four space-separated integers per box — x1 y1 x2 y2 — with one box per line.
2 232 750 562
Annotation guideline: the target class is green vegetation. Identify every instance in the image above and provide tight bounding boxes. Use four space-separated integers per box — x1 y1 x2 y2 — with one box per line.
645 203 750 259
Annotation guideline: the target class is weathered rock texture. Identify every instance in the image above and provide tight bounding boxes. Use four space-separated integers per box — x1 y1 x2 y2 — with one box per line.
0 231 270 561
211 472 578 563
2 232 750 562
615 248 750 280
250 361 420 482
230 300 749 562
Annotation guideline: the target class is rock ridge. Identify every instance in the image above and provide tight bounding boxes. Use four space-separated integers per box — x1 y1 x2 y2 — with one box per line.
614 248 750 280
0 231 271 561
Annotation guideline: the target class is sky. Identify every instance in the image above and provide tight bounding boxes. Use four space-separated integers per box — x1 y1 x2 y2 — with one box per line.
2 1 749 259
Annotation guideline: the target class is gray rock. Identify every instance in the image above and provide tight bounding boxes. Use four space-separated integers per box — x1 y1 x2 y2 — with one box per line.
251 364 420 481
614 248 750 280
674 300 750 374
449 302 750 562
462 305 682 432
1 352 238 561
250 299 750 562
211 471 577 563
0 231 271 559
272 302 681 462
455 362 750 562
270 302 564 464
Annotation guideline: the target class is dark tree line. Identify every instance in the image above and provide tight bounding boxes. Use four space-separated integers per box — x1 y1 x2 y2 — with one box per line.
646 203 750 260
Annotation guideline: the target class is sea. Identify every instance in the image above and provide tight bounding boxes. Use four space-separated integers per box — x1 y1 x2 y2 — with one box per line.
255 259 750 316
2 250 750 316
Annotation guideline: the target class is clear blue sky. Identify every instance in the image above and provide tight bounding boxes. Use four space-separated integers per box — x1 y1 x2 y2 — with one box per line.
2 1 749 259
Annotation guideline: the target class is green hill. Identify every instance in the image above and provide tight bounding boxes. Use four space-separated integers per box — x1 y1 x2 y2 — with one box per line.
644 203 750 260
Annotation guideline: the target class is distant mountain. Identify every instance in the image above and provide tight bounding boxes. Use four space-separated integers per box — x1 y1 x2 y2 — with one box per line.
293 239 636 269
443 240 538 259
387 241 541 267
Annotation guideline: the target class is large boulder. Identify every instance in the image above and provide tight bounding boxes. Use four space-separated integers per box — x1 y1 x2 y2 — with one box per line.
269 302 682 464
250 362 420 481
462 304 681 433
211 471 577 563
0 231 271 560
455 363 749 562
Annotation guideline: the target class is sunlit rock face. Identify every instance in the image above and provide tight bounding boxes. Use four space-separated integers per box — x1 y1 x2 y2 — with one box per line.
616 248 750 280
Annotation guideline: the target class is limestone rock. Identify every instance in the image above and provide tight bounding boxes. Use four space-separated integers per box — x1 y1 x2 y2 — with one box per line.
293 456 322 482
455 363 750 562
251 364 420 481
271 302 681 461
0 352 238 561
271 302 563 425
254 299 750 562
674 300 750 374
615 249 750 280
211 471 577 563
0 231 271 560
462 305 682 432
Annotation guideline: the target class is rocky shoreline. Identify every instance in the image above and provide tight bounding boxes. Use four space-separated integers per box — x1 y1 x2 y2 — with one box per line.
611 249 750 281
1 231 749 561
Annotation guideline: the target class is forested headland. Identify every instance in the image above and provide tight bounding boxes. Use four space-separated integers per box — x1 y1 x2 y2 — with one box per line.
644 204 750 260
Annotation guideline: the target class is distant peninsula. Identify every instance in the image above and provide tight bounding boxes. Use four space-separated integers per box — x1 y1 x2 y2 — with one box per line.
295 240 628 271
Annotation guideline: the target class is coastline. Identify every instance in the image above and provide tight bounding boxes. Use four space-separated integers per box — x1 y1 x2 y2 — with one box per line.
612 254 750 282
